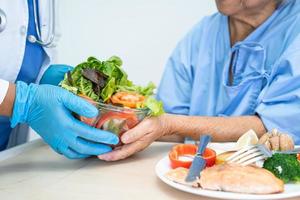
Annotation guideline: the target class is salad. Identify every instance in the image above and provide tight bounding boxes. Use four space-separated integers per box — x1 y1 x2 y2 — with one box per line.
60 56 164 140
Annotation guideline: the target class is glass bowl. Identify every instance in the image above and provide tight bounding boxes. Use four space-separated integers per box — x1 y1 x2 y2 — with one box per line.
78 99 149 142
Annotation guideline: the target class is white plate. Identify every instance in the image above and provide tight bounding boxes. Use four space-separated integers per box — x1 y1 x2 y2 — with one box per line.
155 143 300 200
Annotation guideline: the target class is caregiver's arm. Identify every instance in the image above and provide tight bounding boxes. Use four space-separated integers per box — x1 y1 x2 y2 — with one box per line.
0 80 119 158
0 81 15 116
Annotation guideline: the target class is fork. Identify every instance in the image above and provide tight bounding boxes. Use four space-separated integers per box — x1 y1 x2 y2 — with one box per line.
226 144 300 166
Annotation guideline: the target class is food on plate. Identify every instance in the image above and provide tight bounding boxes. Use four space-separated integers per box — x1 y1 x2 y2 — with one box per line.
165 167 190 185
164 163 284 194
59 56 164 138
258 129 294 151
263 153 300 183
235 129 258 150
162 128 300 196
168 144 216 169
215 151 235 165
199 164 284 194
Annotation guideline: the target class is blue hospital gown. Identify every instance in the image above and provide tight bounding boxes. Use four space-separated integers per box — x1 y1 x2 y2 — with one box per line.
157 0 300 144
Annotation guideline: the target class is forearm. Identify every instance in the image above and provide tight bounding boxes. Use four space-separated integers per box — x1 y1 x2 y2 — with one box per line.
157 134 185 143
0 83 16 116
163 114 266 142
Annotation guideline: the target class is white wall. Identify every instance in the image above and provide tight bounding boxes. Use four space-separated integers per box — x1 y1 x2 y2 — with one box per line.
56 0 216 85
29 0 216 141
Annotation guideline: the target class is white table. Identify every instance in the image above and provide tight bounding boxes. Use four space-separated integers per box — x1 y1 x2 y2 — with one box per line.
0 140 297 200
0 140 209 200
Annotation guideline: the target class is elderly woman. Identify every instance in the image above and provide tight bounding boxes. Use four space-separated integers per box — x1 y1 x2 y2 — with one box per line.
99 0 300 161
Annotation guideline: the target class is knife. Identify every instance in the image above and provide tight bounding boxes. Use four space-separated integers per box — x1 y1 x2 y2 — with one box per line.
185 135 211 183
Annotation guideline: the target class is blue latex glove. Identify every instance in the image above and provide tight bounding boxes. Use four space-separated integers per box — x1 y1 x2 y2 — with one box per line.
10 81 119 159
40 64 74 86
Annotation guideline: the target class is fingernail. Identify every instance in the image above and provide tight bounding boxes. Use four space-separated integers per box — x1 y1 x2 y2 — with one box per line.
112 136 119 145
121 135 129 143
98 154 111 160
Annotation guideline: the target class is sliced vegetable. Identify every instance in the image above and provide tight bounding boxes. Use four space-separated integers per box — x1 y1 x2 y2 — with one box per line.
111 91 145 108
168 144 216 169
60 56 164 116
77 94 99 126
202 148 216 167
96 111 139 136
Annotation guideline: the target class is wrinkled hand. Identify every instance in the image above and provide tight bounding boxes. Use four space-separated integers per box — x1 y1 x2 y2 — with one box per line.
98 115 170 161
11 82 119 159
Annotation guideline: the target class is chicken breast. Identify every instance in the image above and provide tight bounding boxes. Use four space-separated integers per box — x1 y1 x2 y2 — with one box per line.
199 164 284 194
165 167 190 185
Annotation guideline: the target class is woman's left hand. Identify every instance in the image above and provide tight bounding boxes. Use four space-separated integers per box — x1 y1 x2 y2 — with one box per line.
98 115 170 161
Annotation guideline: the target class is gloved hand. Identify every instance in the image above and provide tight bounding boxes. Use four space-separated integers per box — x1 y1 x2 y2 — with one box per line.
10 81 119 159
40 64 74 86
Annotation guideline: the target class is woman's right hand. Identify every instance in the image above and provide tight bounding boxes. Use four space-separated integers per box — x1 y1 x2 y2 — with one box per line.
10 82 119 159
98 114 171 161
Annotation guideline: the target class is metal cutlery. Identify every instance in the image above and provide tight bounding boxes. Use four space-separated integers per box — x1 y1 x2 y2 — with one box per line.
226 144 300 166
185 135 211 183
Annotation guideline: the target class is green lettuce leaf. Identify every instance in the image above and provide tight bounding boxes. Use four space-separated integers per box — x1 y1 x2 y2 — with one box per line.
60 57 105 101
59 56 165 116
101 77 116 102
142 96 164 117
107 56 123 66
60 75 78 94
79 76 99 101
117 82 155 96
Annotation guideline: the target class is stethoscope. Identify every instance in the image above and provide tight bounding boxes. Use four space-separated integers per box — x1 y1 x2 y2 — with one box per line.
0 0 56 48
0 8 6 33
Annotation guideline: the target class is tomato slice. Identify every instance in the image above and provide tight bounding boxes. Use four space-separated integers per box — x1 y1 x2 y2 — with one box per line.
203 148 217 167
77 93 142 145
169 144 197 169
78 94 98 126
168 144 216 169
110 92 145 108
96 111 139 134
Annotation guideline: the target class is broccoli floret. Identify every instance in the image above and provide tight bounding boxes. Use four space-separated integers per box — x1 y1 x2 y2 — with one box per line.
263 153 300 183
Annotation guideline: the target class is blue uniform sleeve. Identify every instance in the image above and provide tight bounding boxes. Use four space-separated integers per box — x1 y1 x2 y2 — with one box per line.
256 35 300 144
156 19 206 115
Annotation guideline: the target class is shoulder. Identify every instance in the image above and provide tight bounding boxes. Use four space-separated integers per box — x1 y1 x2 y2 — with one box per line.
270 33 300 82
279 33 300 66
